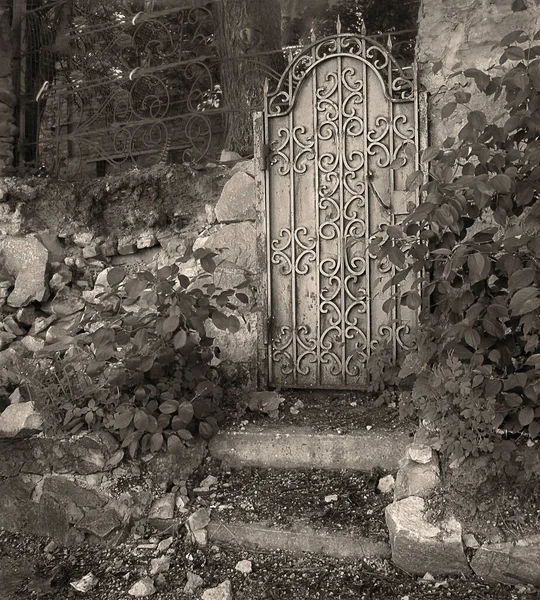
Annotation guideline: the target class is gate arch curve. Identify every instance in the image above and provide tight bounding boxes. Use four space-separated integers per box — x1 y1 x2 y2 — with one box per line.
262 32 423 389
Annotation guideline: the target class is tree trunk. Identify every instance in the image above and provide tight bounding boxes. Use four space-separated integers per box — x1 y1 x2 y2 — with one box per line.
216 0 282 156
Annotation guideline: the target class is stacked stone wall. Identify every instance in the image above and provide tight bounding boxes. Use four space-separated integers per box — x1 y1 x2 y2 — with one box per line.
0 4 15 174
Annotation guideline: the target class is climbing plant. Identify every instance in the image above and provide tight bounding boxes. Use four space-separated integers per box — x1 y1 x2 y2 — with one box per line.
372 16 540 477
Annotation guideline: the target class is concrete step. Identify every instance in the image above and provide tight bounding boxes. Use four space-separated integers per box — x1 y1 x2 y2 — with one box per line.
208 521 391 560
209 424 410 472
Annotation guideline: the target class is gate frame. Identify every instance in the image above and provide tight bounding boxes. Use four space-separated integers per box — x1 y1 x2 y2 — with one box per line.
254 31 428 391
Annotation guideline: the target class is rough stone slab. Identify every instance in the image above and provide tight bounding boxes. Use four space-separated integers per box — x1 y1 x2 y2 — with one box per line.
197 222 257 273
145 440 206 483
209 425 409 472
3 236 49 307
214 171 256 223
385 496 469 575
148 494 176 520
0 401 43 438
77 508 122 538
208 521 390 559
201 579 233 600
42 476 106 509
470 536 540 586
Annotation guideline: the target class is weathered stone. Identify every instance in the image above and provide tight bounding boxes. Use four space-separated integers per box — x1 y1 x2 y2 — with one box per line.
9 388 23 404
77 508 122 538
377 474 395 495
128 576 156 597
51 287 84 317
192 529 208 547
136 232 158 249
0 122 17 137
407 444 436 464
205 203 217 224
184 571 203 595
32 493 71 543
385 496 469 575
201 579 233 600
3 316 26 336
3 236 49 307
470 536 540 587
197 222 257 274
43 476 106 509
50 434 117 475
35 232 65 263
220 150 242 162
28 315 56 335
0 401 43 438
230 159 255 177
117 242 138 255
20 335 45 353
0 330 15 349
73 232 94 247
0 88 17 107
82 244 100 259
235 560 252 574
0 478 33 532
150 556 171 575
463 533 480 549
148 494 176 520
16 306 39 327
187 508 210 532
100 239 117 257
146 440 206 484
395 448 440 501
214 172 256 223
49 269 72 291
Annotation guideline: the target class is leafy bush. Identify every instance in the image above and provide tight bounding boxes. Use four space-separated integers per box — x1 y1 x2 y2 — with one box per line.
373 23 540 476
13 250 249 459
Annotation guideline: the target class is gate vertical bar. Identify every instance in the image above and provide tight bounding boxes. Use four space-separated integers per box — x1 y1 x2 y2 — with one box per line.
337 54 346 384
288 89 297 385
361 39 371 364
312 49 321 387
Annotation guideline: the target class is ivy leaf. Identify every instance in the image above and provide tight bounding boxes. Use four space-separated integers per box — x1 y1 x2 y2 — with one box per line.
173 329 188 349
468 253 491 284
163 314 180 335
199 421 214 440
508 268 536 291
512 0 527 12
150 432 164 453
167 435 185 455
107 267 126 287
176 429 193 441
212 310 229 331
421 146 440 162
159 399 180 414
134 410 149 431
390 157 407 169
509 286 540 315
441 102 457 119
106 449 125 467
468 111 487 131
200 255 216 273
177 401 194 424
529 421 540 439
519 406 535 426
114 410 133 430
504 46 526 61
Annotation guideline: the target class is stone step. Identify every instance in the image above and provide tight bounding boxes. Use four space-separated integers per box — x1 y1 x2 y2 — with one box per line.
208 521 391 560
209 424 410 472
189 463 393 560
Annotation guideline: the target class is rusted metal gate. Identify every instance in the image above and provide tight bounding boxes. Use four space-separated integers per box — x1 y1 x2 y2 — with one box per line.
260 28 424 389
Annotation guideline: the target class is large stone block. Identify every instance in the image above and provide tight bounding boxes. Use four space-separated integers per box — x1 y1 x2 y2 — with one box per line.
42 476 106 509
470 536 540 587
214 171 256 223
385 496 469 575
197 222 258 274
3 236 50 307
0 401 43 438
394 444 441 501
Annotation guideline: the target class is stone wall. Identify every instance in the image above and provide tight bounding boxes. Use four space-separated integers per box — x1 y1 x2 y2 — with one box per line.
416 0 540 146
0 157 260 386
0 3 15 174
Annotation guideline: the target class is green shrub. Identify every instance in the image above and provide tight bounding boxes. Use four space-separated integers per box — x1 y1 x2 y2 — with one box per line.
372 23 540 477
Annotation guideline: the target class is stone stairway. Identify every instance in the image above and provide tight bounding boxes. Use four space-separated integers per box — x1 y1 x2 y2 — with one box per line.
187 423 412 562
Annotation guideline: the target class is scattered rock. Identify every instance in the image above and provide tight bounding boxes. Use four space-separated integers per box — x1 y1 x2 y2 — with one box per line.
42 477 105 509
128 576 156 597
150 556 171 575
214 171 256 223
148 494 176 520
199 475 219 490
20 335 45 353
3 316 25 336
49 287 85 316
187 508 210 533
0 401 43 438
82 244 100 259
73 232 94 248
470 536 540 586
76 508 122 538
235 559 252 574
3 236 49 307
192 529 208 547
201 579 233 600
463 533 480 549
385 496 469 575
136 232 158 249
324 494 338 503
0 331 16 349
156 536 174 553
377 474 395 494
407 444 436 464
247 391 284 418
183 571 203 595
70 572 99 592
220 150 242 162
230 159 255 177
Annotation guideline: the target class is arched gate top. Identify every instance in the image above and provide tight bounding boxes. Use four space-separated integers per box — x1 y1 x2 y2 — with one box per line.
266 34 416 116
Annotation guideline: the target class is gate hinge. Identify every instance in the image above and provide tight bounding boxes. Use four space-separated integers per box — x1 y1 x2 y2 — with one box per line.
264 315 273 345
259 143 270 171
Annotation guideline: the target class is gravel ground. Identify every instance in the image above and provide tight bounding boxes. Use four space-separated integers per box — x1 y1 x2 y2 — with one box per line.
0 528 534 600
223 388 416 434
189 461 390 540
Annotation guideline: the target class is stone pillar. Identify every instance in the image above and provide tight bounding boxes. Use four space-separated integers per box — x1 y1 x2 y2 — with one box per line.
416 0 540 147
0 1 16 174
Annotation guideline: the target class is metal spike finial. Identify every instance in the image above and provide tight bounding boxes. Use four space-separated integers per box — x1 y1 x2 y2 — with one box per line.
361 20 366 36
310 28 316 43
336 15 342 35
387 33 393 51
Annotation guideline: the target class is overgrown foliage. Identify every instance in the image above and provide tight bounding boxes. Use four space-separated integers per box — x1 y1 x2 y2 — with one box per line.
373 22 540 477
7 250 249 460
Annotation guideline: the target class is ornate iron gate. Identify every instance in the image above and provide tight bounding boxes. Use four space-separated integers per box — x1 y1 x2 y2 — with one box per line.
262 29 424 389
